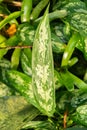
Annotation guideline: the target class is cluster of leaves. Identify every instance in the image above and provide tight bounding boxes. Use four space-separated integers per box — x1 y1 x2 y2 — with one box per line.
0 0 87 130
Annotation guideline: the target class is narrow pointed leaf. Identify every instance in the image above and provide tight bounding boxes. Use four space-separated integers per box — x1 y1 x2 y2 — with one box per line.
32 7 55 116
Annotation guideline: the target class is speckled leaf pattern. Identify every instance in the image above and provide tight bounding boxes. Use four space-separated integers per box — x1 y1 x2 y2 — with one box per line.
71 12 87 38
76 105 87 126
32 7 55 116
6 70 38 108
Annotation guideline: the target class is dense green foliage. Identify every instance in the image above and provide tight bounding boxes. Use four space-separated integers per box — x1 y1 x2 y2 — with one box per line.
0 0 87 129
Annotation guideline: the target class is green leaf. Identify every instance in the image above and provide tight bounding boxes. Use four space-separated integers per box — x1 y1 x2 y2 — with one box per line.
63 0 86 14
61 0 87 59
0 35 7 59
0 35 20 60
59 70 87 91
54 69 62 89
5 70 38 108
21 48 32 76
71 11 87 38
84 38 87 59
22 121 56 130
71 92 87 108
17 23 35 45
68 71 87 90
51 33 65 53
68 57 78 67
11 48 21 69
17 23 66 54
0 96 39 130
0 81 11 97
76 105 87 127
32 6 55 116
59 70 74 91
0 59 11 69
0 11 21 29
61 32 80 67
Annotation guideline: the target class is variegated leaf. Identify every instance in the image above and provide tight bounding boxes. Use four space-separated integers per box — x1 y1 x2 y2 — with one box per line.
32 7 55 116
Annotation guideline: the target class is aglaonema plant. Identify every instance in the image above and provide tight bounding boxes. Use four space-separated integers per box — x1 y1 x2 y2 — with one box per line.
3 6 56 117
32 6 56 116
1 0 87 129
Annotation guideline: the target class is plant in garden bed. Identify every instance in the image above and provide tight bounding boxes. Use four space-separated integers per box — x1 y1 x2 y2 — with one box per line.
0 0 87 129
